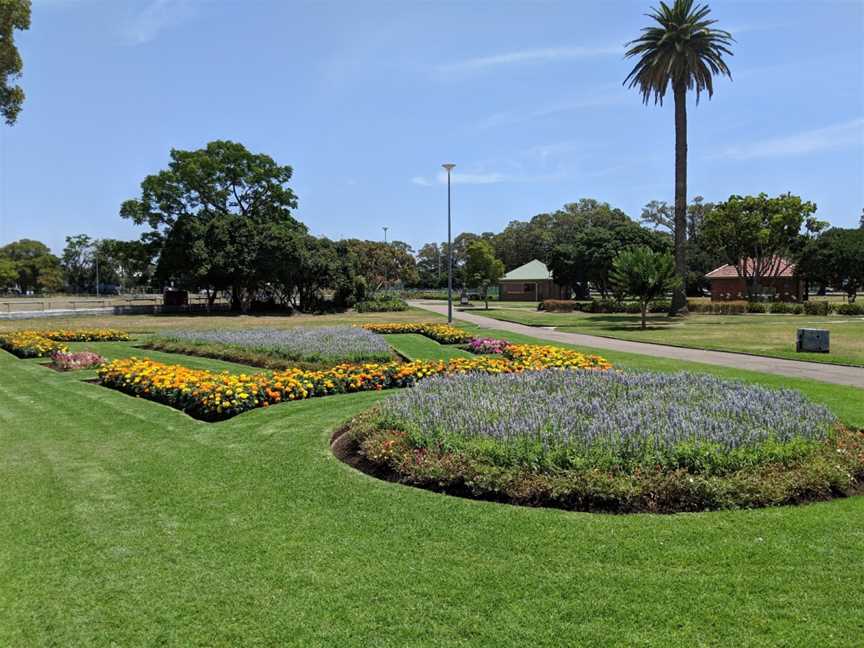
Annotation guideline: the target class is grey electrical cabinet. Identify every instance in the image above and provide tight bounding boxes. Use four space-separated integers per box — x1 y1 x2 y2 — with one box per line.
797 329 829 353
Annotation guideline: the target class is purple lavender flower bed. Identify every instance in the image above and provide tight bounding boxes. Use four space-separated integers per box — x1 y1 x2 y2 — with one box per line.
379 370 836 474
158 326 391 364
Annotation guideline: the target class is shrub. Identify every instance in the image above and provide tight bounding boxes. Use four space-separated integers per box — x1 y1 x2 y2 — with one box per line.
467 338 510 354
155 327 392 364
747 302 766 313
803 301 833 316
835 303 864 316
50 350 106 371
355 296 409 313
541 299 577 313
768 302 803 314
348 371 861 513
99 345 610 421
688 301 748 315
648 300 672 313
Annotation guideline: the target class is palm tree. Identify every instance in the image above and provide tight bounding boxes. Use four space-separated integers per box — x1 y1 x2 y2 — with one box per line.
624 0 733 315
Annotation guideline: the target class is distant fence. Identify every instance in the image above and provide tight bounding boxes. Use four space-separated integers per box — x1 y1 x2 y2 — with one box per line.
0 295 231 320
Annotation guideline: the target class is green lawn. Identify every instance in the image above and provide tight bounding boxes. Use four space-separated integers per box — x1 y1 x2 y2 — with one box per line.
383 333 473 361
2 318 864 646
465 307 864 367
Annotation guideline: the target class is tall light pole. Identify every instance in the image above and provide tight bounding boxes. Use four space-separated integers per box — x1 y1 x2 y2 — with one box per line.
442 163 455 323
382 226 389 289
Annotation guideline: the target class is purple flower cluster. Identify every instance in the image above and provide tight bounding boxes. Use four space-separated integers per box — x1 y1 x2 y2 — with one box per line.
159 326 391 363
50 350 106 371
467 337 510 354
380 370 836 466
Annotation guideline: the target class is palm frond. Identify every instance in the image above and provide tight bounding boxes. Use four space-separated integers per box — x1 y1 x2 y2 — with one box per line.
623 0 734 104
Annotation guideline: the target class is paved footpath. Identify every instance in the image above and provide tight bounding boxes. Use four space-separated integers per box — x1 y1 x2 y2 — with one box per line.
409 301 864 389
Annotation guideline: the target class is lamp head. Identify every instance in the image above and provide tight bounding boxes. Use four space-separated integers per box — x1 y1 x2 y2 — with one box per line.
441 163 456 172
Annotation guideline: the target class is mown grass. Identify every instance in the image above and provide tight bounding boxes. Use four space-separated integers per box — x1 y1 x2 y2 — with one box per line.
383 333 473 361
1 342 863 647
4 314 864 645
468 307 864 367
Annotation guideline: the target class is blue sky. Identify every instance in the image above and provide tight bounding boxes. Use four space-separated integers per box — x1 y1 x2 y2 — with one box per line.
2 0 862 254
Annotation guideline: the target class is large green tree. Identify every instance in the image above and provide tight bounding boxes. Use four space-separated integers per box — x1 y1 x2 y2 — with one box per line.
0 0 30 125
702 193 824 300
625 0 733 315
61 234 94 293
0 238 63 293
547 212 671 299
798 228 864 303
121 140 306 310
343 239 417 290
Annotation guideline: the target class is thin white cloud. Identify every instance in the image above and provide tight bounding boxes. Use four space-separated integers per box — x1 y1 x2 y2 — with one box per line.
411 170 564 187
718 118 864 160
123 0 196 45
437 44 622 76
480 89 628 129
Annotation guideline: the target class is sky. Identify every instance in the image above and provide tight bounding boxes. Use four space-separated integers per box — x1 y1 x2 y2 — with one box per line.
1 0 863 255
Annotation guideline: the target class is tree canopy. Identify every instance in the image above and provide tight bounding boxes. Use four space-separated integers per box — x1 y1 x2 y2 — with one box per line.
0 239 63 293
610 246 679 329
463 240 504 308
0 0 30 125
798 228 864 303
122 141 309 310
702 193 823 300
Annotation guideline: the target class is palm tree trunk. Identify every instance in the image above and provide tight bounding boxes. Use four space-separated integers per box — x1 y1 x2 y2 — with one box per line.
670 81 689 316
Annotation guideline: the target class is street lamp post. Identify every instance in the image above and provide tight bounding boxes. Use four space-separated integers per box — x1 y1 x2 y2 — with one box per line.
382 226 389 289
442 163 455 323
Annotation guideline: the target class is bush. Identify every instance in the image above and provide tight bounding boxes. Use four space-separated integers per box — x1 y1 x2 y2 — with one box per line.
540 299 577 313
354 297 409 313
348 371 861 513
467 338 510 354
688 301 748 315
747 302 767 313
50 350 106 371
769 302 803 315
648 300 672 313
804 301 833 316
835 303 864 316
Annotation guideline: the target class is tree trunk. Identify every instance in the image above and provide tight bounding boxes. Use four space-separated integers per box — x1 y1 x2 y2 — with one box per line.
670 82 689 316
641 301 647 329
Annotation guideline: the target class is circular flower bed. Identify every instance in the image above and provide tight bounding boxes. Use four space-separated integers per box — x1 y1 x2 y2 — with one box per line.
344 370 863 513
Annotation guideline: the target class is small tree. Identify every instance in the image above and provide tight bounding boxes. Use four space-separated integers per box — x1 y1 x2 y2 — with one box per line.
610 247 680 329
463 240 504 309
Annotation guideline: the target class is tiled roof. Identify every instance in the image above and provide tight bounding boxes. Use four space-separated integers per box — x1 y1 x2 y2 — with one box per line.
705 257 797 279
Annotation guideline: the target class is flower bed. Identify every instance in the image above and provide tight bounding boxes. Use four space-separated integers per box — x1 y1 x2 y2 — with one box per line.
361 323 474 345
98 346 610 421
467 338 510 354
153 326 392 365
0 329 129 358
346 370 862 513
50 350 106 371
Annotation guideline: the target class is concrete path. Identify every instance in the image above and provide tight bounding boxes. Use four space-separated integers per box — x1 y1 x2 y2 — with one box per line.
409 301 864 389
